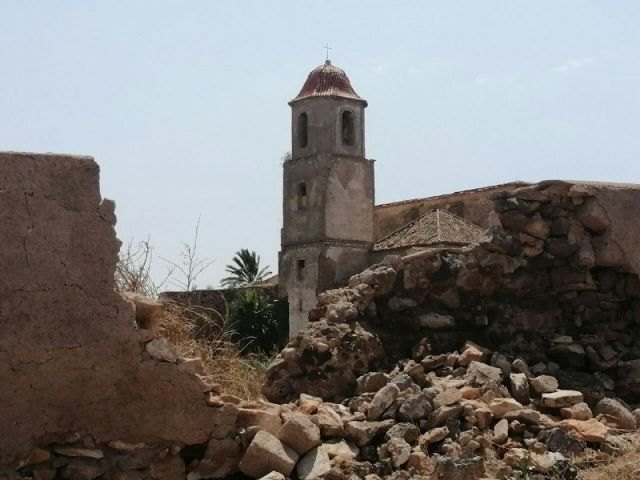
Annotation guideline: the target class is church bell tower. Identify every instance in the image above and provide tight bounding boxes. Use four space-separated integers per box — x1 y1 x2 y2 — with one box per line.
280 59 375 336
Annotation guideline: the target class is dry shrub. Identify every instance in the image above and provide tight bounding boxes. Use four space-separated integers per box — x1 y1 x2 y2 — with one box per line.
158 301 270 400
577 433 640 480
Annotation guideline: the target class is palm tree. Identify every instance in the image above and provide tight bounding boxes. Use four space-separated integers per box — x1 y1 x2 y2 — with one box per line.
220 249 271 288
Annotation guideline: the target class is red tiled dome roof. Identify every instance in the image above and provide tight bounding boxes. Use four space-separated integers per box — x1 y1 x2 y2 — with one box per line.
290 60 367 105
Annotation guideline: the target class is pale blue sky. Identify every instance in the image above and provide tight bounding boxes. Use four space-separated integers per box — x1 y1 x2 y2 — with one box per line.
1 1 639 288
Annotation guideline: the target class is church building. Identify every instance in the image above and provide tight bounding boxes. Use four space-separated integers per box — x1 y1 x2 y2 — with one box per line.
280 60 527 335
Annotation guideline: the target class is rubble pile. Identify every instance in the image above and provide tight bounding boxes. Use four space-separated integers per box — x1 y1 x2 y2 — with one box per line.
3 153 639 480
10 341 637 480
264 181 640 405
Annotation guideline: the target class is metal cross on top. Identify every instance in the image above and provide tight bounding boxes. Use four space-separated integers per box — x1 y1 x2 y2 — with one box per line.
324 43 332 61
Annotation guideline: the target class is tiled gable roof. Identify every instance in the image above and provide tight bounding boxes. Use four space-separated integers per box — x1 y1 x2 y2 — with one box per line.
373 209 485 251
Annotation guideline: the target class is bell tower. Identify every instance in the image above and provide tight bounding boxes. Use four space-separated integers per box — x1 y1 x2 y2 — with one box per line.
280 60 375 336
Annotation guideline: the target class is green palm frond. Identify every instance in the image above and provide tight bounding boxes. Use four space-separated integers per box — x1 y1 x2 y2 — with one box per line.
220 249 272 288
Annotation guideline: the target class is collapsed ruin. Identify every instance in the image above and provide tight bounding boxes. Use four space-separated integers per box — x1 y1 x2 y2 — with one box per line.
1 152 639 480
0 153 234 477
265 180 640 405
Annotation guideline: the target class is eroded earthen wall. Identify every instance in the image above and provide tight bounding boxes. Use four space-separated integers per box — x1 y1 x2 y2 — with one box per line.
0 153 223 464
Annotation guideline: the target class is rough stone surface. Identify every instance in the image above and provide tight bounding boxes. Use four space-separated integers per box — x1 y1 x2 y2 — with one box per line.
593 398 636 430
488 398 523 417
345 420 394 447
418 312 456 329
530 375 559 394
367 384 400 420
296 446 331 480
435 455 484 480
277 412 322 455
313 405 345 438
192 437 243 478
239 430 299 478
397 393 433 422
466 362 503 385
493 419 508 444
509 373 530 404
256 473 285 480
0 153 223 463
383 437 411 468
145 337 179 363
558 419 608 443
559 402 593 421
541 390 584 408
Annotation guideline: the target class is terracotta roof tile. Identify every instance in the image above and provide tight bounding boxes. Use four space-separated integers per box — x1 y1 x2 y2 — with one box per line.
373 209 485 251
291 60 366 105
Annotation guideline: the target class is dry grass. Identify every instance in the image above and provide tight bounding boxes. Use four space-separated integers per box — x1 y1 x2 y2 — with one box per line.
577 433 640 480
158 301 270 400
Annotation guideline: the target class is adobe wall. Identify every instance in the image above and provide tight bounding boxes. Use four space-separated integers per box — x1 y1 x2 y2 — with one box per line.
0 153 227 465
374 182 529 240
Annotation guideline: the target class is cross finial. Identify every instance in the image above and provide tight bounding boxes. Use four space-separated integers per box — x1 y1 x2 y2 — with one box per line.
324 43 332 63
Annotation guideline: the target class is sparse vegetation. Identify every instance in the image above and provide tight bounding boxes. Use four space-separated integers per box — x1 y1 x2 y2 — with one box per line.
115 231 270 400
228 289 281 354
577 435 640 480
116 237 172 297
158 301 269 399
161 216 215 291
220 248 271 288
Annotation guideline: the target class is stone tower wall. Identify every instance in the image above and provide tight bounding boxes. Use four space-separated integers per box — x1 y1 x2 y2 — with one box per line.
281 85 374 337
291 97 365 160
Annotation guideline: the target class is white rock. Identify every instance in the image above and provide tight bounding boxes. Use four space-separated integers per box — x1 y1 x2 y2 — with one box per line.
541 390 584 408
418 312 456 329
493 419 508 444
530 375 559 394
277 412 321 455
145 337 178 363
367 383 400 420
321 440 359 459
296 446 331 480
239 430 299 478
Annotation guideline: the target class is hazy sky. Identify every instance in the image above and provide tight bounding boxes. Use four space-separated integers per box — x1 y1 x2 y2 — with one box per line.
1 1 639 289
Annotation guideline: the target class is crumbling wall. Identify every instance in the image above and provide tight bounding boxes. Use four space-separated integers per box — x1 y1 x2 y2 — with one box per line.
374 181 529 240
264 180 640 404
0 153 227 467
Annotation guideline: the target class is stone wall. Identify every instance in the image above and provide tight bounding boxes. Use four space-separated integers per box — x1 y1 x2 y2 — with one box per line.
0 153 228 468
280 153 375 338
264 180 640 404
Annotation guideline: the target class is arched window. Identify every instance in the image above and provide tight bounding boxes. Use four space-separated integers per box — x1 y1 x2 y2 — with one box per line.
297 259 305 281
297 113 308 148
341 110 355 146
297 182 308 209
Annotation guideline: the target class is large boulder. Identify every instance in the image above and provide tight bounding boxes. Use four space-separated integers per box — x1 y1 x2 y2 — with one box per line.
593 398 636 430
277 413 322 455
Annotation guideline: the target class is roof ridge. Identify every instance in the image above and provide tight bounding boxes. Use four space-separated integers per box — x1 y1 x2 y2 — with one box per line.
373 208 485 252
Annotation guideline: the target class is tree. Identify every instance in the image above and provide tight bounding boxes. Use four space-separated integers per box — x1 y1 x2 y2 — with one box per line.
228 289 280 353
221 249 271 288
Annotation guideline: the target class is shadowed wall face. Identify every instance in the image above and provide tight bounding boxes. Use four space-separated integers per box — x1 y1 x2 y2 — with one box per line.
0 152 222 463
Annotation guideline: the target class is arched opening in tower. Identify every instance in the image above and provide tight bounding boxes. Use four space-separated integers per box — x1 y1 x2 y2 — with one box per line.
341 110 355 146
297 112 308 148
